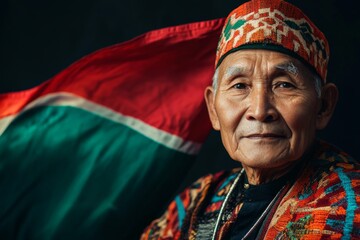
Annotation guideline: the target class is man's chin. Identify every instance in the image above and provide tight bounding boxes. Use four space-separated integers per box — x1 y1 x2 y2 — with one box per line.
234 148 293 170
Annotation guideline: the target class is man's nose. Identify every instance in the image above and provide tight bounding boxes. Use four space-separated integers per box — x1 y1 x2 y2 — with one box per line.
245 85 278 122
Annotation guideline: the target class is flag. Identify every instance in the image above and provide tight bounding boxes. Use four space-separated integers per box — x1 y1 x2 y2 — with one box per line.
0 18 224 239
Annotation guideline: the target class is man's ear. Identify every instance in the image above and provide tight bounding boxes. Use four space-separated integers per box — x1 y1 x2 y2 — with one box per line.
204 86 220 130
316 83 339 130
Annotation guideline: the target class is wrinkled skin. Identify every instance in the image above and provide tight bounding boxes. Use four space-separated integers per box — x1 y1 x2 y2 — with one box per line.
205 50 338 184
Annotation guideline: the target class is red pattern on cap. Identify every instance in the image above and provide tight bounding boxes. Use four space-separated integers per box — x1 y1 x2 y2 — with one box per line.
216 0 329 81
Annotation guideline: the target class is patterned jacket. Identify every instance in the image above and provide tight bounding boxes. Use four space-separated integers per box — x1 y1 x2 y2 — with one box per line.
141 141 360 239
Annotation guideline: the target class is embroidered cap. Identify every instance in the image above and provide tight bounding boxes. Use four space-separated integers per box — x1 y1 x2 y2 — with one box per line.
216 0 329 82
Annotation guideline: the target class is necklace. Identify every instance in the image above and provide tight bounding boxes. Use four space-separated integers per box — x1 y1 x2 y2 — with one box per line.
211 169 286 240
211 169 244 240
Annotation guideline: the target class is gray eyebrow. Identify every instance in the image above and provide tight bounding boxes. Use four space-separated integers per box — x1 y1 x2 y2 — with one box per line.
224 66 248 79
212 66 247 94
225 62 299 79
275 61 299 77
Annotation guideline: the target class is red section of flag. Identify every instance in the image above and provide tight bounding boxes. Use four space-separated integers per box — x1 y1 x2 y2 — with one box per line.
0 19 224 142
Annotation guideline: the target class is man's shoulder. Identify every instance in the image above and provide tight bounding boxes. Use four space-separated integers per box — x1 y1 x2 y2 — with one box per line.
314 140 359 169
306 140 360 188
283 140 360 210
173 168 242 213
265 141 360 239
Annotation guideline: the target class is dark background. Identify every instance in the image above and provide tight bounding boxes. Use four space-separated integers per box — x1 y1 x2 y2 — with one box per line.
2 0 358 166
1 0 359 237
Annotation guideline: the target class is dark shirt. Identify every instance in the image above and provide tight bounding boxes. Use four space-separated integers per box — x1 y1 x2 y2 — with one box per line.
226 173 290 239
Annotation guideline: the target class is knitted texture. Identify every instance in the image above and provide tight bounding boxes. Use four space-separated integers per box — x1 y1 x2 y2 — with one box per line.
141 141 360 239
216 0 329 82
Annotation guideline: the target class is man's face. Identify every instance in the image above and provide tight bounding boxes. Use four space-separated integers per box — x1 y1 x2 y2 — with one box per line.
206 49 323 170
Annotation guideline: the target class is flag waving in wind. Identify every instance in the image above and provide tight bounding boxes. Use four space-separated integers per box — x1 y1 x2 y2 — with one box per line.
0 18 224 239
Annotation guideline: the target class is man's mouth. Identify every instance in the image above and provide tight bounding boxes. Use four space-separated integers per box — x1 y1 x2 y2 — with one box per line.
245 133 286 138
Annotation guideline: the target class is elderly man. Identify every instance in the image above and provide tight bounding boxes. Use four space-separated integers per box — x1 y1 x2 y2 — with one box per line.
141 0 360 239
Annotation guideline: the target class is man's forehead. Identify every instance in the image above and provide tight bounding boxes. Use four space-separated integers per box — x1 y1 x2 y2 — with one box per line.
219 50 304 77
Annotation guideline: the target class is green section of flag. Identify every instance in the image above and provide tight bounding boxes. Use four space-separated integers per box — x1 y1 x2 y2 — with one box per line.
0 106 195 239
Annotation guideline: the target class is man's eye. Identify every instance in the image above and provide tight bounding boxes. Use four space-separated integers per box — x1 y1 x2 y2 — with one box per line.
276 82 295 88
233 83 247 89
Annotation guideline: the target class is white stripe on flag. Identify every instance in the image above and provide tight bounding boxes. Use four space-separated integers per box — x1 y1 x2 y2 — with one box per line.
0 92 202 155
